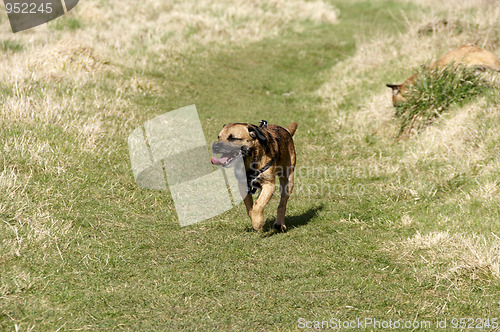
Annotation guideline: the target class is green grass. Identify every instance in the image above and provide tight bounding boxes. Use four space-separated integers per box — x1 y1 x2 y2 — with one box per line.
0 40 23 52
395 65 497 136
50 16 82 31
1 0 500 330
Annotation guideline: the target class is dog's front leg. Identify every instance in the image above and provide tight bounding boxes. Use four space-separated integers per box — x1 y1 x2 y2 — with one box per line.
249 182 275 231
238 181 254 217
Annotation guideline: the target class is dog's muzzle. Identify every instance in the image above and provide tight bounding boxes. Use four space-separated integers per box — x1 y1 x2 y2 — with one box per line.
211 142 243 168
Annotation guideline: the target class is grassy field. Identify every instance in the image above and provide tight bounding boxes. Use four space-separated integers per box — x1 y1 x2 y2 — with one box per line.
1 0 499 330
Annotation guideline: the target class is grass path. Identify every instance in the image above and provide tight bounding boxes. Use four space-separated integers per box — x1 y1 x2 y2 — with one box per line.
1 1 499 330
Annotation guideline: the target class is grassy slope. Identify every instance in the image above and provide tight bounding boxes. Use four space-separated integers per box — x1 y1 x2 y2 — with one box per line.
1 0 499 330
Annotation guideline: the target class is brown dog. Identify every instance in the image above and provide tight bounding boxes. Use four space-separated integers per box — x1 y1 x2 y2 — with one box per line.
211 121 297 232
387 44 500 105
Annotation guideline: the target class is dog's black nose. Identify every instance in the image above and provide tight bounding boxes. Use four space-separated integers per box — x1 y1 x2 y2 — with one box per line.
212 141 222 153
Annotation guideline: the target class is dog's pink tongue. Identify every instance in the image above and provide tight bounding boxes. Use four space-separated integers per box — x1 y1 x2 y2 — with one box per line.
211 156 228 165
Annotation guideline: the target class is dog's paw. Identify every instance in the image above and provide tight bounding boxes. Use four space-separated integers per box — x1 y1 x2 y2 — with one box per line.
251 225 264 232
273 223 287 232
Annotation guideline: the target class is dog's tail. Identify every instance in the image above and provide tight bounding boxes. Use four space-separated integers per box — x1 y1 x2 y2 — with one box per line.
287 122 298 136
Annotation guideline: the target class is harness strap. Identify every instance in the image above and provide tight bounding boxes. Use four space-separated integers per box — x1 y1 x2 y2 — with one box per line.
246 120 279 194
247 152 277 194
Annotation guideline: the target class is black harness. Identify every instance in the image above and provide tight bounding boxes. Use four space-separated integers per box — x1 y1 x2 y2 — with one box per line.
247 152 277 194
246 120 278 194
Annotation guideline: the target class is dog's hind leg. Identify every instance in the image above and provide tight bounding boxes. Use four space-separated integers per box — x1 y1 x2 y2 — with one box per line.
249 183 275 231
274 171 294 232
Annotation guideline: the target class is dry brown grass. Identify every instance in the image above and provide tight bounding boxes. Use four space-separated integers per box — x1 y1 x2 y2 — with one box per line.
401 101 484 164
0 1 498 326
396 231 500 286
1 0 339 83
315 1 500 291
399 0 498 12
0 0 340 153
318 0 500 126
0 0 340 278
0 166 71 261
317 0 500 165
28 39 117 83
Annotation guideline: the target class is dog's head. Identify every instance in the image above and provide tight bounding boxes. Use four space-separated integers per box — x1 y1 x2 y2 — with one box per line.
387 72 420 106
386 83 407 106
211 123 267 167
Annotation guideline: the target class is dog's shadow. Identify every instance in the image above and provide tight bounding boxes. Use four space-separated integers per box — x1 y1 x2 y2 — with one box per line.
245 205 324 236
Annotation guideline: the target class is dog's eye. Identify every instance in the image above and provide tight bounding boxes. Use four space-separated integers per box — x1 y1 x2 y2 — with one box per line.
228 136 241 142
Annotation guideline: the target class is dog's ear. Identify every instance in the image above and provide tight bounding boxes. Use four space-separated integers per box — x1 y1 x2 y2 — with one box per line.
386 83 401 96
248 125 268 144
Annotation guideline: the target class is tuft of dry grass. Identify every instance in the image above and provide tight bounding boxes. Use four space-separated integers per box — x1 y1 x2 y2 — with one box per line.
0 87 114 153
396 231 500 286
0 167 72 261
0 266 36 297
28 39 117 83
139 0 339 46
400 100 487 165
401 214 415 227
399 0 498 12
